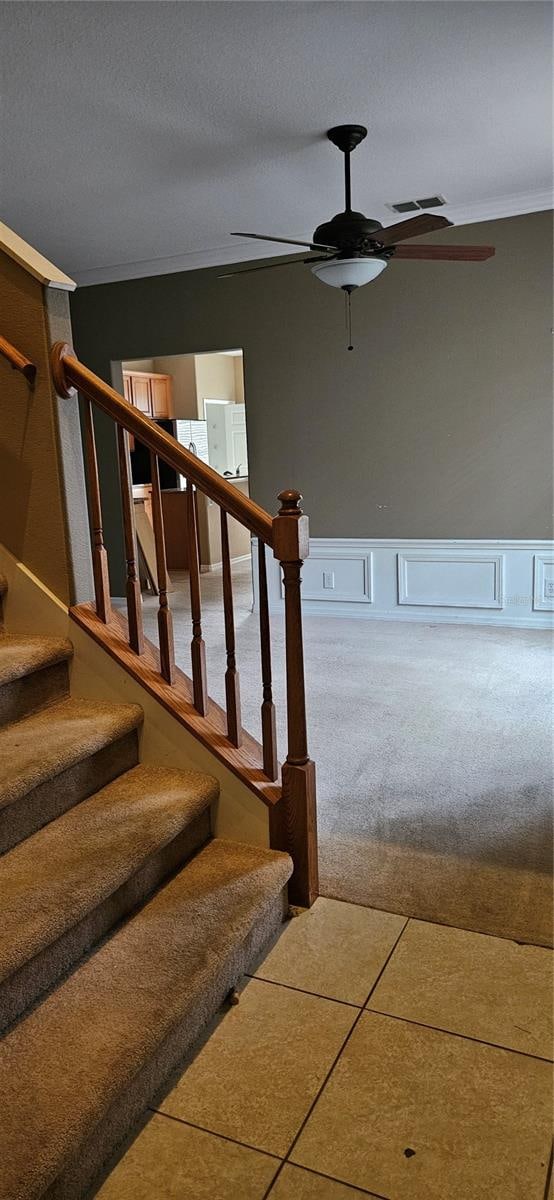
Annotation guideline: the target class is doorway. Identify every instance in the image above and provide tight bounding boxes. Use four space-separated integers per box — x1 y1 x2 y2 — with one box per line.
114 346 253 604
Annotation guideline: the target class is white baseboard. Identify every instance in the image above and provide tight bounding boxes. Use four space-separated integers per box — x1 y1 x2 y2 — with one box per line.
205 553 252 573
253 538 554 630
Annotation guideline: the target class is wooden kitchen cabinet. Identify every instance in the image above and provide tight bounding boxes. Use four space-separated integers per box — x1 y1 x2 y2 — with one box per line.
123 370 173 418
130 374 152 413
150 374 172 417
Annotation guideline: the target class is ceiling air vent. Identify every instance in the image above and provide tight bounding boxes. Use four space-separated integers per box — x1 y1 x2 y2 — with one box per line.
388 200 419 213
387 194 447 213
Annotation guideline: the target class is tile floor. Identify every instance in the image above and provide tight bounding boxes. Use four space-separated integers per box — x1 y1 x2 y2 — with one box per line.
96 898 553 1200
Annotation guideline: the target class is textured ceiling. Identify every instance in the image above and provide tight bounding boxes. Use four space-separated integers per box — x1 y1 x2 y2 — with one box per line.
1 1 552 284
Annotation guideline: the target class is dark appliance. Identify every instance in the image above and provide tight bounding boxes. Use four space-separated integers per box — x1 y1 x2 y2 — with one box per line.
130 419 181 490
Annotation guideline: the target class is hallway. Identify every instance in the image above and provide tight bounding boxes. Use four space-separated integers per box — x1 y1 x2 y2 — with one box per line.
141 559 553 947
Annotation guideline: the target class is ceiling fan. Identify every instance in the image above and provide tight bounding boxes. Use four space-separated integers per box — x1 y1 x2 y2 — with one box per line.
220 124 495 347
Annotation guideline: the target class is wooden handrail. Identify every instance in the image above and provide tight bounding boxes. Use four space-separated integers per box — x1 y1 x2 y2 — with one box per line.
51 342 273 543
0 335 36 385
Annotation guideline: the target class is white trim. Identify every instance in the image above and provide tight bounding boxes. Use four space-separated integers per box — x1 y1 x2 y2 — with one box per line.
440 188 553 228
280 546 373 605
296 538 554 551
397 551 504 609
205 553 252 573
73 240 290 286
0 221 76 291
533 554 554 612
253 538 554 631
295 605 553 630
72 190 553 286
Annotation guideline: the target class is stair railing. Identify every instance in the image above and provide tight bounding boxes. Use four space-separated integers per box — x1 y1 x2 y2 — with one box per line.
0 334 36 385
50 341 318 906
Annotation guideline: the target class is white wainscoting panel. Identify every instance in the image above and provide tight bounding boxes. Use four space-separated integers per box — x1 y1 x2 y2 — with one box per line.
252 538 554 629
533 555 554 612
397 552 504 609
281 547 373 604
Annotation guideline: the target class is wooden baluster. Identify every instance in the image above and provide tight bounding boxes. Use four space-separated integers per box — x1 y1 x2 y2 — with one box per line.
220 509 242 746
82 398 111 623
269 490 318 907
149 452 175 683
187 483 208 714
193 486 202 567
117 425 144 654
258 539 278 780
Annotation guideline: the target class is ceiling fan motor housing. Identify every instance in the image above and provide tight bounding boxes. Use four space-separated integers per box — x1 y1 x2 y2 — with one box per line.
313 211 387 257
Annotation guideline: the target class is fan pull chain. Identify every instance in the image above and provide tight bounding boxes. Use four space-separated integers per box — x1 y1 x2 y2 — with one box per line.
344 287 354 351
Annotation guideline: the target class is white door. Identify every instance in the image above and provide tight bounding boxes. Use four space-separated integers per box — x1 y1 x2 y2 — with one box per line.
205 401 249 475
230 404 248 475
205 401 233 473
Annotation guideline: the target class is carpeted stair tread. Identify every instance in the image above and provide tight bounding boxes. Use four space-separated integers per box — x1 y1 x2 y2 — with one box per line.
0 634 73 687
0 764 219 988
0 697 143 811
0 838 292 1200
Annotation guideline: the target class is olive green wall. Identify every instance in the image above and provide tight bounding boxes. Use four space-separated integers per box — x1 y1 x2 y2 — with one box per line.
70 211 553 593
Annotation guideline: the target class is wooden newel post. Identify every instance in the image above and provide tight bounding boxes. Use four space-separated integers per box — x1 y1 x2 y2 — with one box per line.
270 489 318 907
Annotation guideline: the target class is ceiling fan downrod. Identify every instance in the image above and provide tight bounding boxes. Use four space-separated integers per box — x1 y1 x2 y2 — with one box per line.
326 124 368 213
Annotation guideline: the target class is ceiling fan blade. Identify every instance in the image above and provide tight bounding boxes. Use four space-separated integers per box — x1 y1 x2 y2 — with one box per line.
231 231 338 251
218 255 324 279
374 214 453 247
394 244 495 261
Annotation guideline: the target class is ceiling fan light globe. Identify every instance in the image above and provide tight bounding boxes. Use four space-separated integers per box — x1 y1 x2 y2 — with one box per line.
311 257 387 289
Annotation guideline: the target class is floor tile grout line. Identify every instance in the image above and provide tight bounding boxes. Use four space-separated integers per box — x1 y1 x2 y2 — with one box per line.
362 917 411 1008
145 935 401 1200
148 1107 283 1162
153 1105 391 1200
365 1006 554 1063
269 1160 393 1199
260 920 411 1200
150 1103 392 1198
543 1139 554 1200
259 1005 366 1200
246 972 363 1009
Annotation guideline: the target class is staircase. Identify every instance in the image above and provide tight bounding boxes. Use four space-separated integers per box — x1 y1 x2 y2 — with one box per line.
0 576 292 1200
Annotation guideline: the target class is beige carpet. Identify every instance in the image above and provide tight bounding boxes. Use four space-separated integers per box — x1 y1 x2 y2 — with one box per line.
140 561 553 947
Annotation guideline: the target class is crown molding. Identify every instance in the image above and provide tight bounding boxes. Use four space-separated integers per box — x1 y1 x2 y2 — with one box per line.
72 187 553 287
72 240 298 287
440 187 554 228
